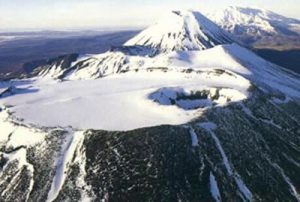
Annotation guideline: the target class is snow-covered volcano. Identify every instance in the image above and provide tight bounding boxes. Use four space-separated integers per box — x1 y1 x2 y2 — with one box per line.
125 10 234 53
1 9 300 202
207 6 300 48
208 6 300 36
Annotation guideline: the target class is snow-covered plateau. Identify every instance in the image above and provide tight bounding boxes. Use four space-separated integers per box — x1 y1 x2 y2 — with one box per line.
0 68 250 131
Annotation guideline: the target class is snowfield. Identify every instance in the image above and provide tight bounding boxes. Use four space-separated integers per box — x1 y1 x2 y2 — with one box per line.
0 67 250 131
0 108 46 148
1 41 300 131
207 6 300 37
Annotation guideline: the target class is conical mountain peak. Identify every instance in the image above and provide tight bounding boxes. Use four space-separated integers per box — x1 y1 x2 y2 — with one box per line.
125 10 234 53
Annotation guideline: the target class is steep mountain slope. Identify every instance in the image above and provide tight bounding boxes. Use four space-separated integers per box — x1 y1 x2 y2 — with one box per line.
0 9 300 202
207 6 300 49
125 10 234 53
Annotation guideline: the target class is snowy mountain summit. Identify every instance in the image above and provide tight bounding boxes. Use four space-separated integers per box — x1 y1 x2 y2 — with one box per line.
208 6 300 48
125 10 234 53
1 8 300 202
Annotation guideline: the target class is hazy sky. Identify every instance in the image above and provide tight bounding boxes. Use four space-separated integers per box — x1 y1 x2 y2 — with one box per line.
0 0 299 31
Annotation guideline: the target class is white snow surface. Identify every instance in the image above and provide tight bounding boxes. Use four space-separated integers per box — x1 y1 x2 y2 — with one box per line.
167 44 300 98
125 10 233 52
210 130 233 176
0 147 35 200
199 123 253 201
209 172 221 202
0 108 46 148
149 86 248 110
0 68 250 131
189 127 199 147
62 43 299 99
1 42 300 131
271 162 300 201
198 122 217 131
47 131 85 202
207 6 300 36
234 176 253 201
66 52 127 80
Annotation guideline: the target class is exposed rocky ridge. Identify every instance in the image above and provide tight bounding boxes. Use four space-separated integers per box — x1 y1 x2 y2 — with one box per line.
31 54 79 79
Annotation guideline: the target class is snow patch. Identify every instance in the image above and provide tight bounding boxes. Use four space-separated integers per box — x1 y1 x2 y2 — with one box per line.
149 86 248 110
6 126 46 148
72 131 95 201
198 122 217 131
0 107 46 148
199 123 253 201
189 127 199 147
1 148 34 200
0 112 15 144
234 176 253 201
210 131 233 176
272 162 300 201
46 131 84 202
209 172 221 202
272 96 291 104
